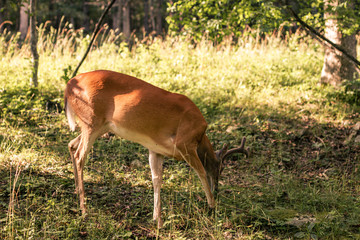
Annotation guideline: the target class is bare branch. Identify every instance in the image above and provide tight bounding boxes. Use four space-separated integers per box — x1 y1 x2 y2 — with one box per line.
71 0 117 79
285 5 360 69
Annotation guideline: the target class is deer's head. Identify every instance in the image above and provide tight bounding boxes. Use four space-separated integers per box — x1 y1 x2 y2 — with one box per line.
204 137 249 194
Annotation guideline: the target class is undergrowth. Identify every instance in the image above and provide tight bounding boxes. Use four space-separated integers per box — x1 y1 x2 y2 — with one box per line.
0 25 359 239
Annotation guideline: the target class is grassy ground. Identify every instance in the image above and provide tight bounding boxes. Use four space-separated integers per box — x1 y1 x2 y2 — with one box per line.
0 26 359 239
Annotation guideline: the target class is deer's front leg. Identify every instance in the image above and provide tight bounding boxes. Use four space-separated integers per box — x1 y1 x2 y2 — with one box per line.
149 151 164 228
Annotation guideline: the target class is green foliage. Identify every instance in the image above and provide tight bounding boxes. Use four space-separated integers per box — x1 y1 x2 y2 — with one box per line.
329 0 360 36
0 87 62 126
167 0 286 41
0 28 359 239
61 65 73 83
167 0 360 41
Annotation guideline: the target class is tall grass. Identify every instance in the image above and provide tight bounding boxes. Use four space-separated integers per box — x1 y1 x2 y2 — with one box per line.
0 24 359 239
6 163 22 239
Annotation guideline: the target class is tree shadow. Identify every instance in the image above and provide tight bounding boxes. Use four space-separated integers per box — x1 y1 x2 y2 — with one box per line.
214 101 359 174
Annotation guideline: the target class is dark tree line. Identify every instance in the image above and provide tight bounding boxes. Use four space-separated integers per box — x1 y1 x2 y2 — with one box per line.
0 0 167 39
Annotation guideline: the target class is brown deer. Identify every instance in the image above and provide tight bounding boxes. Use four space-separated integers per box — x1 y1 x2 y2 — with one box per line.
64 70 248 228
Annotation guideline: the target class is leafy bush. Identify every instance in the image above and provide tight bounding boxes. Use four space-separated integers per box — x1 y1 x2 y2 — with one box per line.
0 88 62 126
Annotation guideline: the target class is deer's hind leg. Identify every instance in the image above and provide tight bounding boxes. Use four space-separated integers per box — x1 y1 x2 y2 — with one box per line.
149 150 164 228
69 124 107 215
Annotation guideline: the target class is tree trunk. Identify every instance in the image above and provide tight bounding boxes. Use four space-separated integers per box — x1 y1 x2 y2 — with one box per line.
0 0 4 31
155 0 162 35
83 2 90 33
112 0 122 33
320 0 358 86
122 0 130 40
143 0 150 34
29 0 39 88
19 1 29 40
70 16 76 29
149 0 155 32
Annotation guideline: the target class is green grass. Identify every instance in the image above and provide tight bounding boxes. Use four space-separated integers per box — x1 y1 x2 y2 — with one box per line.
0 25 359 239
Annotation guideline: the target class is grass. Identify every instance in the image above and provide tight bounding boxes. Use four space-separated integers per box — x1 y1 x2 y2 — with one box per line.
0 24 359 239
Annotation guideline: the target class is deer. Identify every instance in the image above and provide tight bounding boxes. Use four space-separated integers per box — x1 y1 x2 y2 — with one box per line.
64 70 248 228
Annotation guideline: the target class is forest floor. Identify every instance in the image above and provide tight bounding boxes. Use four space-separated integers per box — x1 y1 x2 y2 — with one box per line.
0 29 359 239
